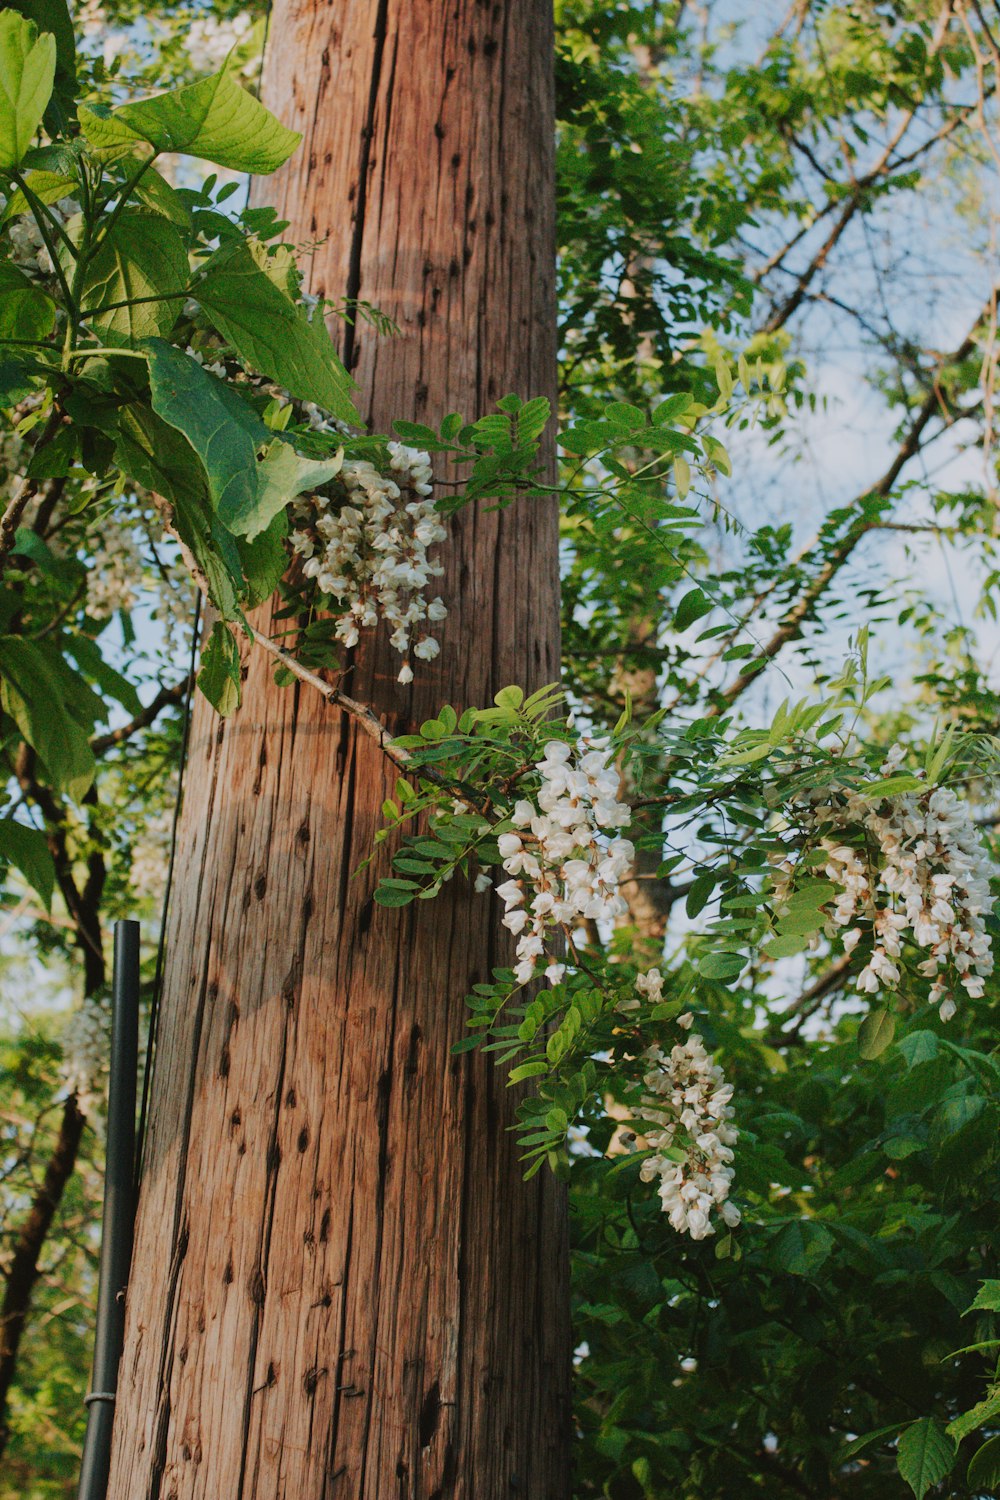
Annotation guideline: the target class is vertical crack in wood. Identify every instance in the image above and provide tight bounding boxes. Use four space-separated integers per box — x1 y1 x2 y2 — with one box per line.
342 0 391 374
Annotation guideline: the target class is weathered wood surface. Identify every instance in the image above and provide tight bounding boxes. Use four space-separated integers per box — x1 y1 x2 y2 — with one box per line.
106 2 570 1497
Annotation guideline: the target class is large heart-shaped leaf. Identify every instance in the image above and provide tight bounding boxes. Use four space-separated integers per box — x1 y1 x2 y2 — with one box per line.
80 210 189 347
78 66 299 174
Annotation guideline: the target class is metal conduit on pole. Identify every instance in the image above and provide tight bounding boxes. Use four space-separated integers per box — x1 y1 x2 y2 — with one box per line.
77 919 140 1500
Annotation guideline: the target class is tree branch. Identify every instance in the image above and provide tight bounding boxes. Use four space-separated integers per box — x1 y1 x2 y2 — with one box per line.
0 1095 86 1461
90 675 193 756
721 302 989 706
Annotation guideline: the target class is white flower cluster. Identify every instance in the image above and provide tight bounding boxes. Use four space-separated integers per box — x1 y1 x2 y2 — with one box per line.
289 442 447 682
625 975 739 1239
5 198 79 281
86 525 144 618
784 748 994 1021
493 740 634 985
186 11 255 76
61 996 109 1123
129 807 175 905
86 517 194 648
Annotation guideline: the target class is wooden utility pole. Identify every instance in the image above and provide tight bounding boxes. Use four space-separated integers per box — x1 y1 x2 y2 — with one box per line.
106 2 570 1496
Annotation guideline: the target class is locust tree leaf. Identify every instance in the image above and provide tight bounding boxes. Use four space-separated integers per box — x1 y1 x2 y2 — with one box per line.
768 1220 834 1276
0 11 56 168
78 66 300 173
858 1009 896 1060
195 239 358 423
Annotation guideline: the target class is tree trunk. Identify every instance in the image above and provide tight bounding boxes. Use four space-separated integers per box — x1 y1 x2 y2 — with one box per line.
107 3 570 1498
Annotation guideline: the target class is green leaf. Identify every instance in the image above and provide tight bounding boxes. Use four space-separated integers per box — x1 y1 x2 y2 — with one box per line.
0 816 54 906
79 211 189 348
949 1388 1000 1445
858 1009 896 1061
195 240 358 424
234 442 342 540
685 871 717 919
113 400 246 621
838 1423 906 1463
897 1418 955 1500
0 259 55 344
6 0 76 134
123 157 190 227
897 1029 939 1069
764 933 809 960
236 509 288 606
674 587 713 632
145 338 261 526
197 620 241 717
721 740 772 766
768 1219 834 1276
64 634 142 716
0 11 56 168
373 879 420 907
860 775 926 799
968 1280 1000 1313
0 165 76 220
78 66 300 174
967 1434 1000 1491
508 1060 549 1083
699 951 745 979
0 636 95 798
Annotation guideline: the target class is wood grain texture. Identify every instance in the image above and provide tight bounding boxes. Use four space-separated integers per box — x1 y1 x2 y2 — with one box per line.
106 3 570 1497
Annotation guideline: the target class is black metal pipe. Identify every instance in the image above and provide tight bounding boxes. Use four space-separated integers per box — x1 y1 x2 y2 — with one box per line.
77 919 140 1500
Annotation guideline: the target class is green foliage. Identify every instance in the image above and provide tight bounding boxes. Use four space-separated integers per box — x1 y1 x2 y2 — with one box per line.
196 619 241 717
0 11 56 168
195 239 359 424
78 63 300 173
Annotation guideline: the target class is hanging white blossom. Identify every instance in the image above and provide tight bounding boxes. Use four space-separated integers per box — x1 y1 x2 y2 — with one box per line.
780 746 994 1021
129 807 175 905
289 441 447 680
61 996 109 1123
627 1002 740 1240
493 739 634 985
